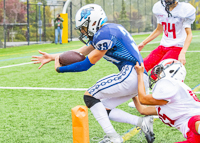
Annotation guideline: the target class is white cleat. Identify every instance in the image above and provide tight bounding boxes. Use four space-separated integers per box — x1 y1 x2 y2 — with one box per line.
137 116 155 143
128 101 135 108
99 133 123 143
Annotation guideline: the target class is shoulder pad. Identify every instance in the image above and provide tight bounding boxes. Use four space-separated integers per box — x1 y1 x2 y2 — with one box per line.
153 1 166 16
152 78 178 100
178 2 196 19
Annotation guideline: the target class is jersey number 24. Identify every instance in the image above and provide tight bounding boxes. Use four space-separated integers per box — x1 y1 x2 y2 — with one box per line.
162 22 176 39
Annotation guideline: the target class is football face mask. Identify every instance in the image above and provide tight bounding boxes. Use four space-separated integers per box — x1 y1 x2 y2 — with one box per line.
149 59 186 89
161 0 178 17
75 20 93 45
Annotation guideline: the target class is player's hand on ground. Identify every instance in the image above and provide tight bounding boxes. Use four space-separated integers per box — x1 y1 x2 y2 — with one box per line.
55 55 61 71
31 50 52 69
178 52 186 65
135 62 144 75
138 42 145 51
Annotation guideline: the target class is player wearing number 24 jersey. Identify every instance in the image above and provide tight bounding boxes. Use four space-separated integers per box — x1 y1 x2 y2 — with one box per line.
138 0 196 71
133 59 200 143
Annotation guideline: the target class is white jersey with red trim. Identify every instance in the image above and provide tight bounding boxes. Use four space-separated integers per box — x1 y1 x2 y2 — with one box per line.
153 1 196 47
152 78 200 138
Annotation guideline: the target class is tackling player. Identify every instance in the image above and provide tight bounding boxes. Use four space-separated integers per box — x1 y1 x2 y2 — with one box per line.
133 59 200 143
129 0 196 108
32 4 155 143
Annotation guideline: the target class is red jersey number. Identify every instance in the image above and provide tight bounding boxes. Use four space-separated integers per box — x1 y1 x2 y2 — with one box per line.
162 22 176 39
157 107 176 127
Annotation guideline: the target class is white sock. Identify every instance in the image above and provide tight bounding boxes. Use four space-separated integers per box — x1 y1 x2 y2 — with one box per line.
198 124 200 134
109 108 140 126
90 102 116 134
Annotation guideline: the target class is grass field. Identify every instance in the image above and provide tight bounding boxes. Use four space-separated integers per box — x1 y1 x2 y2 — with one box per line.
0 31 200 143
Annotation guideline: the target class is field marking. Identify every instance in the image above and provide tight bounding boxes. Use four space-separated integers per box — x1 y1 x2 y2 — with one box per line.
0 44 83 57
0 87 199 93
0 62 34 69
1 50 200 69
122 126 141 142
192 84 200 92
0 87 88 91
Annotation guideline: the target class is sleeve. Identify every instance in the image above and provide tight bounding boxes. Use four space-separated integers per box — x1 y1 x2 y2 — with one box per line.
57 56 94 73
92 27 116 51
152 2 163 24
155 15 162 24
152 78 179 102
60 18 64 22
182 4 196 28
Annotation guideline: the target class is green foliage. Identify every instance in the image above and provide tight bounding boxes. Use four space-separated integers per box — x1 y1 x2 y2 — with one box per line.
15 34 26 41
119 0 128 20
85 0 95 4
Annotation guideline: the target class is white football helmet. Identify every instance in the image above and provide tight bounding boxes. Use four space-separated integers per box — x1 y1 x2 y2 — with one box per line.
149 59 186 89
75 4 107 44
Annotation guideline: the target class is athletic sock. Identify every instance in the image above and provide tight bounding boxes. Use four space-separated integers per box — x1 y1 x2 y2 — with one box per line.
109 108 140 126
90 102 116 134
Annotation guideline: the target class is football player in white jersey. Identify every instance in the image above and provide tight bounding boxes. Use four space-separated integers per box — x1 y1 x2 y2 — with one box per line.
140 0 196 70
132 59 200 143
129 0 196 108
32 4 155 143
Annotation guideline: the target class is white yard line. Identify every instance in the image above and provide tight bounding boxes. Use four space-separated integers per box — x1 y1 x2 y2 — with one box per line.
0 49 200 69
0 87 199 94
0 87 87 91
0 62 33 69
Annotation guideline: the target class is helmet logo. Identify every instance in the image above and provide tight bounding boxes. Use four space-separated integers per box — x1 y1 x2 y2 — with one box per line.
79 8 94 21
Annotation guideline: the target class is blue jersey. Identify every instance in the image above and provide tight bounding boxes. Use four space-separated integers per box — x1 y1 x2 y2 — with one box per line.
91 23 147 74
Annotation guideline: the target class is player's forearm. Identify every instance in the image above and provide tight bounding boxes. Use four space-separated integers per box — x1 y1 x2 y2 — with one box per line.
137 74 147 104
133 96 157 115
142 27 162 45
181 32 192 54
56 56 94 73
74 45 94 56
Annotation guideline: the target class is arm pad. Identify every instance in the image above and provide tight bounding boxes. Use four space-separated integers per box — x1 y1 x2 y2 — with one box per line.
57 56 94 73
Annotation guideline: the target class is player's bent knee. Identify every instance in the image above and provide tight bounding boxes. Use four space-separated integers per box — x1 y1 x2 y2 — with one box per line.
188 115 200 135
83 95 100 108
106 109 111 116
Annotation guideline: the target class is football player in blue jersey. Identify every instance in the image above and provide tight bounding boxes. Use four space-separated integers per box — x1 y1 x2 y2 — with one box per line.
32 4 155 143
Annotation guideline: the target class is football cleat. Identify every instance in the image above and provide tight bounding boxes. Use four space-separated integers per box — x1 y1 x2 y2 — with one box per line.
99 133 123 143
137 116 155 143
128 101 135 108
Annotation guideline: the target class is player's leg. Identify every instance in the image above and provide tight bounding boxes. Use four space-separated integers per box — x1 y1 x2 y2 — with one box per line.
102 95 155 143
84 65 138 142
84 92 123 143
143 45 166 72
59 27 62 44
161 46 182 61
55 28 58 44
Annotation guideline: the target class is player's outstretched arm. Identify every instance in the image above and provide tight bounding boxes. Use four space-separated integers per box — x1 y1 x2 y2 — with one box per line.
32 50 61 69
178 28 192 65
56 49 107 73
135 62 168 105
138 24 163 51
73 45 94 56
132 96 157 115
